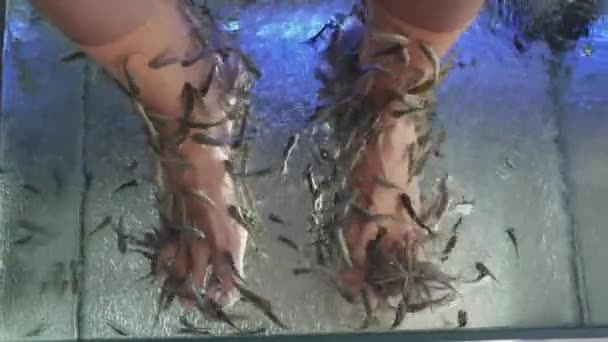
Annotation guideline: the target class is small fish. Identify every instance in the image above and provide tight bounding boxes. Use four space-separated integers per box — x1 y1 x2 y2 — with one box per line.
178 316 210 335
473 262 498 283
23 323 47 337
372 174 401 190
457 309 468 328
406 293 454 313
21 183 41 195
408 79 435 95
292 268 312 275
148 50 180 69
399 193 433 236
317 147 333 162
582 43 593 57
113 179 138 193
434 127 447 157
85 171 93 191
89 215 112 237
227 205 252 231
391 297 407 329
127 160 139 171
40 281 49 294
13 234 34 245
371 32 409 47
191 285 238 329
122 59 140 96
181 82 196 121
419 41 440 83
405 143 415 168
506 227 519 258
178 315 196 330
200 64 217 97
303 164 318 195
304 22 333 44
374 43 407 63
234 282 288 329
350 204 396 224
175 122 190 148
223 160 235 176
184 118 227 130
235 167 274 178
505 157 515 170
314 241 327 266
230 327 267 336
221 252 245 282
281 133 300 177
231 115 248 150
410 147 432 179
277 235 299 251
417 129 433 149
307 102 334 123
337 228 353 268
392 105 425 118
181 47 213 68
434 177 449 221
161 157 191 170
113 216 129 254
60 51 87 63
513 35 526 53
147 114 169 131
178 326 211 335
191 132 226 147
359 290 377 330
359 63 392 77
106 320 131 336
237 52 262 79
17 219 46 234
451 217 464 234
155 278 178 321
440 234 458 262
187 188 216 208
416 261 457 291
268 213 286 225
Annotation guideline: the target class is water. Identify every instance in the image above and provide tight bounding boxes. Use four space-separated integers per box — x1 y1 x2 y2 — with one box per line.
1 0 607 340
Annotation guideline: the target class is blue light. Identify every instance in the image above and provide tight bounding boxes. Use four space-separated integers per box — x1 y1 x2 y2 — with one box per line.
589 15 608 41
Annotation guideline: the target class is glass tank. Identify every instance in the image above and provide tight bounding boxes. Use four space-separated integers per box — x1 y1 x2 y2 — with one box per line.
1 0 608 341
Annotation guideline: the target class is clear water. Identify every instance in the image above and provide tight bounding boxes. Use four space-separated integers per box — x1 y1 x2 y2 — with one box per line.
1 0 608 340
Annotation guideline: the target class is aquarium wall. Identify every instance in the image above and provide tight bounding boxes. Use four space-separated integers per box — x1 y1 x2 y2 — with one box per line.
1 0 608 340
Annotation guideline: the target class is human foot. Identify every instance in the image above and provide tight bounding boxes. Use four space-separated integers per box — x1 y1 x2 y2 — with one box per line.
308 1 455 323
125 2 257 318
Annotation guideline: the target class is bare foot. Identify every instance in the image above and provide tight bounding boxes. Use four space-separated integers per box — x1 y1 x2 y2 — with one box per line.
312 2 454 314
127 2 256 317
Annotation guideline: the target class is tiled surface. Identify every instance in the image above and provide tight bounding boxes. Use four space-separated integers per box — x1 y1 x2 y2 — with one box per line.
2 0 607 340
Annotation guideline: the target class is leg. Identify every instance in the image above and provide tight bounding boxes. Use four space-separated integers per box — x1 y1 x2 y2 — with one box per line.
33 0 250 308
329 0 484 306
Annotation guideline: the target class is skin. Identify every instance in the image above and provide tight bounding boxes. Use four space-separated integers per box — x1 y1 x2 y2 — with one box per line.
336 0 485 304
32 0 484 307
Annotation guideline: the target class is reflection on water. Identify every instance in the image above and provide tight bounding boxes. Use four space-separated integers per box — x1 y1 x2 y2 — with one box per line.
1 0 607 340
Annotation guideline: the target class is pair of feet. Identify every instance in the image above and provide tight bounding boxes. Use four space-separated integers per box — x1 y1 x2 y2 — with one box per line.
130 0 439 323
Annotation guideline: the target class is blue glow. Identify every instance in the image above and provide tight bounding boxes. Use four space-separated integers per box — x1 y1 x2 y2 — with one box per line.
255 17 326 41
223 20 241 33
589 15 608 41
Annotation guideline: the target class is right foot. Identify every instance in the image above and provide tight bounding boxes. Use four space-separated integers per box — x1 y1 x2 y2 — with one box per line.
314 2 454 312
124 1 255 313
